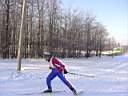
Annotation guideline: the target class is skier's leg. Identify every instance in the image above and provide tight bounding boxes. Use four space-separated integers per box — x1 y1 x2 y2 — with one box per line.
46 69 57 90
57 73 77 95
57 73 75 90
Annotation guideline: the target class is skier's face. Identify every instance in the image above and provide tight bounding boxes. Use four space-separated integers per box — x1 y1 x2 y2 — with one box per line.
46 56 51 62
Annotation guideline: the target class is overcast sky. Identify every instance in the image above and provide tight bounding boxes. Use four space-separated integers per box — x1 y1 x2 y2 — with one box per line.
61 0 128 45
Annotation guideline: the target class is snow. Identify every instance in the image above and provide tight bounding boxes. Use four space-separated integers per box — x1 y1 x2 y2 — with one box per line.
0 55 128 96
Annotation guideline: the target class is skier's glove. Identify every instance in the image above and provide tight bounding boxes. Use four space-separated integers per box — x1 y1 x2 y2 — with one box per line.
64 68 68 74
49 67 52 69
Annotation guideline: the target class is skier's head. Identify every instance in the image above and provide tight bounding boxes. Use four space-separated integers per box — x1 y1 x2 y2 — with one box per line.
43 52 51 62
46 56 52 62
44 51 56 62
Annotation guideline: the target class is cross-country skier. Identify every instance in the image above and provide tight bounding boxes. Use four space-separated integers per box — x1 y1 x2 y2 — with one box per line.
43 55 77 95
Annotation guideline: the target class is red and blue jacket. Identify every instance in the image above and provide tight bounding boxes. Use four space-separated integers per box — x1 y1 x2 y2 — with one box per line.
48 57 65 72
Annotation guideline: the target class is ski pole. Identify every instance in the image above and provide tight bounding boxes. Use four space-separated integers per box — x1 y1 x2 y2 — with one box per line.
68 72 95 78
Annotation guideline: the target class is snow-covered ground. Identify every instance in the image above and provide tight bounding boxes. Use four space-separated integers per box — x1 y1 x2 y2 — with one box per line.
0 55 128 96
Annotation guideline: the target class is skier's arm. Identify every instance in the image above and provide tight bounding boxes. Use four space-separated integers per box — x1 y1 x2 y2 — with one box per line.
49 57 53 69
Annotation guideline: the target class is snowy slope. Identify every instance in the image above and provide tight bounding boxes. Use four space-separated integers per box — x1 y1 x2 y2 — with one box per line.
0 55 128 96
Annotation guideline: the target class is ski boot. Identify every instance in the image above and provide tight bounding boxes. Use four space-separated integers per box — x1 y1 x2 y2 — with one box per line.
43 89 52 93
71 88 78 95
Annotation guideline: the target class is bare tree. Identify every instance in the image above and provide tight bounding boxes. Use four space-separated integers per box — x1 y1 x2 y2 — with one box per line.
0 0 119 59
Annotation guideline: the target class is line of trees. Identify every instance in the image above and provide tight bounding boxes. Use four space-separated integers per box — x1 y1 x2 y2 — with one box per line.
0 0 119 59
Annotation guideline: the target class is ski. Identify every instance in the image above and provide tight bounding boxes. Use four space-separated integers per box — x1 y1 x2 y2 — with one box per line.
17 90 66 95
74 90 84 96
42 90 66 94
16 90 83 96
